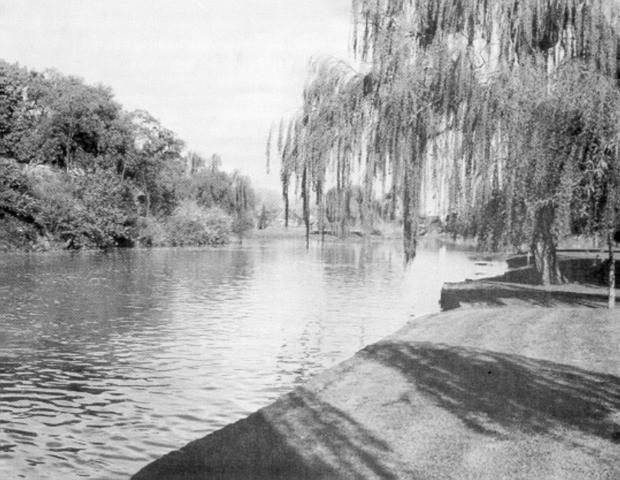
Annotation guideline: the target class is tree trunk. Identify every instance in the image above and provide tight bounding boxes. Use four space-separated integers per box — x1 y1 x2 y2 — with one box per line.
120 161 126 185
530 239 562 285
142 173 150 217
530 206 563 285
283 191 289 229
608 227 616 310
402 139 424 264
301 167 309 248
317 182 325 243
390 185 397 221
145 190 151 217
338 187 347 237
402 161 418 263
65 137 72 172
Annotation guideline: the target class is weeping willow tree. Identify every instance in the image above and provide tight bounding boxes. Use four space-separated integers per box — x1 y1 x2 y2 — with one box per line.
269 0 620 291
483 61 620 289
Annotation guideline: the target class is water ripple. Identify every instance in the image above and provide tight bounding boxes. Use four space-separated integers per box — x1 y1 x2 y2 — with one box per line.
0 240 505 479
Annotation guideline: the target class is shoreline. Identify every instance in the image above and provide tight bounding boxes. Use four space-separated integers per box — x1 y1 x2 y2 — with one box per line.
131 264 620 479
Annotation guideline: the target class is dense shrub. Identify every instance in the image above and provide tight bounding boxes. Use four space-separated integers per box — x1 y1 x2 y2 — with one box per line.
0 161 44 228
0 214 42 251
23 166 136 248
0 162 139 249
166 201 231 246
232 211 254 236
136 216 168 247
71 169 137 247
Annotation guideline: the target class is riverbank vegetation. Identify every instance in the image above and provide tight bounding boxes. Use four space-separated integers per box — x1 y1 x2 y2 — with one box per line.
270 0 620 306
0 61 258 250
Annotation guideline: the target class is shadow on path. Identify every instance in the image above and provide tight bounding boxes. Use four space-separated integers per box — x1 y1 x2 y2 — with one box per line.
132 387 398 480
365 341 620 443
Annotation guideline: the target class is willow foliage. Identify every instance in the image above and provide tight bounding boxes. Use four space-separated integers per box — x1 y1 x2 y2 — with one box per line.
272 0 620 277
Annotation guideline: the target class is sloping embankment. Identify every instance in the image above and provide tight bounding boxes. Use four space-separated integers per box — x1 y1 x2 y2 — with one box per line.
441 252 620 310
440 279 617 309
132 307 620 480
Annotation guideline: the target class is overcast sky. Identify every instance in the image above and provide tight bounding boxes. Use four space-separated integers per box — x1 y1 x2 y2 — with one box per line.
0 0 353 190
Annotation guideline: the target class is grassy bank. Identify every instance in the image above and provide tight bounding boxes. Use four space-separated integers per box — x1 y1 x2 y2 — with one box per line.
132 305 619 480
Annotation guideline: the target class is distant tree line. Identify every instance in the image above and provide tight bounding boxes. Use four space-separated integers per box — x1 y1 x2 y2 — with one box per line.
0 60 257 250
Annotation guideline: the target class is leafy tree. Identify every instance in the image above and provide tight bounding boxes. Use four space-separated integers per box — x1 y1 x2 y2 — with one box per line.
128 110 184 216
274 0 620 292
13 71 122 170
176 152 256 236
229 171 255 235
0 60 257 250
474 62 620 285
0 61 31 158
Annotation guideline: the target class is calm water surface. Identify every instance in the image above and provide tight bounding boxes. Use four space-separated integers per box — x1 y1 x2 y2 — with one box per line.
0 238 505 479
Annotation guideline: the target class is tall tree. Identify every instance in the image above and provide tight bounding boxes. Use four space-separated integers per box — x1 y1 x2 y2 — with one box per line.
275 0 620 287
0 61 31 159
129 110 184 216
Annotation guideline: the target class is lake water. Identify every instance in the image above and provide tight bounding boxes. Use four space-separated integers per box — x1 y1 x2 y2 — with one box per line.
0 238 505 479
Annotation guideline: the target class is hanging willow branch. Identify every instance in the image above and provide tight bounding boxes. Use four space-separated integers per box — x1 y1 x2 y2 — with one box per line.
275 0 620 267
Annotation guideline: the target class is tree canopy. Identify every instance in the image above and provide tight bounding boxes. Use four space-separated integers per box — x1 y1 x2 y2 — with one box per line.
273 0 620 287
0 60 257 249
